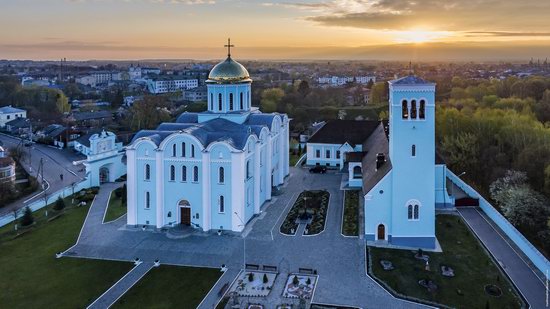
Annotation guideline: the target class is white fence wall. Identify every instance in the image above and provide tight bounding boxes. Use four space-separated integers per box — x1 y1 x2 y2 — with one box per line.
0 179 92 228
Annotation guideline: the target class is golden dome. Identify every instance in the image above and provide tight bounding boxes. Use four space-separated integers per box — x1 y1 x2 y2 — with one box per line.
206 56 251 84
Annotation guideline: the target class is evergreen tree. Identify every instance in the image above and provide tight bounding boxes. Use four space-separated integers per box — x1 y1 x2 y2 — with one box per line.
20 207 34 226
263 273 268 284
53 196 65 211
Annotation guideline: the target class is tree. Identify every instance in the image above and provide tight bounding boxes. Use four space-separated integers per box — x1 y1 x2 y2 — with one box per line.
127 96 171 130
248 272 254 282
297 80 310 97
369 82 388 104
53 196 65 211
263 273 268 284
440 132 479 178
260 88 284 113
20 206 34 226
292 275 299 285
112 88 124 108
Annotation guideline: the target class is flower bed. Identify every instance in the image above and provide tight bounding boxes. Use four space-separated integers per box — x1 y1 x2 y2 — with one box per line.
280 190 330 235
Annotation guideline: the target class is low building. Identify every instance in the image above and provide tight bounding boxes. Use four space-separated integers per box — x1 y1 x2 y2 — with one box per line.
183 86 207 102
71 111 113 127
146 76 199 94
74 130 126 186
317 76 376 86
306 120 380 169
4 117 31 136
0 106 26 128
0 147 16 183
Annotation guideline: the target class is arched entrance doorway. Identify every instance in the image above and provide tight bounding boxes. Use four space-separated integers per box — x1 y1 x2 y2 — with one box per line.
377 224 385 240
178 200 191 226
99 166 110 184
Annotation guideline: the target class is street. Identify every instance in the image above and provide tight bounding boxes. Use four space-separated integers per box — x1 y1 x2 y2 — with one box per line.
0 134 86 216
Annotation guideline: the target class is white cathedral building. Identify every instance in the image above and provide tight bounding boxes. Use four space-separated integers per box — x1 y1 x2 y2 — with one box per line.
126 45 290 232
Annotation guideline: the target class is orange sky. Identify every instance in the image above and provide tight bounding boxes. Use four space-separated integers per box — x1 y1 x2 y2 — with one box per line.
1 0 549 60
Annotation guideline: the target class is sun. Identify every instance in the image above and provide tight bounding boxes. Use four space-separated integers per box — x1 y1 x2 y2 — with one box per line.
394 29 451 44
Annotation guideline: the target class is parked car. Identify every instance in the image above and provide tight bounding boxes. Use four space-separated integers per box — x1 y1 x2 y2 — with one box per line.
309 165 327 174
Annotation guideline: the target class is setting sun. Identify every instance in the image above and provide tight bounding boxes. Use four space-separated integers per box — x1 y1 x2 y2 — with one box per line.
394 29 452 43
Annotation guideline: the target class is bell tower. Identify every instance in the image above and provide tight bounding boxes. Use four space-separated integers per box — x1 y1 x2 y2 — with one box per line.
388 75 436 248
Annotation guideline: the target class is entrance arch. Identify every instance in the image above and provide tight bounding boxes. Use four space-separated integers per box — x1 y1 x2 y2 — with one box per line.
377 224 386 241
178 200 191 226
99 166 110 184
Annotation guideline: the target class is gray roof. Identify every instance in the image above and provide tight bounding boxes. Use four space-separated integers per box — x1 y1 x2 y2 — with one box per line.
132 111 284 150
362 123 392 194
390 75 434 85
308 120 379 146
72 110 113 121
0 106 25 114
5 117 30 128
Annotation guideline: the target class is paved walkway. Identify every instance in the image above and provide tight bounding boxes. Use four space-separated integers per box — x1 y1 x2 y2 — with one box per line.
197 268 241 308
64 168 430 308
87 262 154 309
458 207 548 309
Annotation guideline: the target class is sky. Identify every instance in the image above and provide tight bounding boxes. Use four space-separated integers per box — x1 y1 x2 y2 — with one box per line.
1 0 550 61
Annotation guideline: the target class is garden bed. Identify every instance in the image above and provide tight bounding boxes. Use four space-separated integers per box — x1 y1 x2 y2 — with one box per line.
342 190 359 236
368 215 523 309
227 271 277 297
280 190 330 235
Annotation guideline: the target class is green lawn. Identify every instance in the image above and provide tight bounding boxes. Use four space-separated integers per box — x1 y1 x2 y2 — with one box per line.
342 190 359 236
104 191 127 223
112 265 222 309
0 198 132 308
369 215 523 309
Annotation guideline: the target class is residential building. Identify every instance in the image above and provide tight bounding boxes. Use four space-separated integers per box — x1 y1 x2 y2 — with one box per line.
0 106 26 128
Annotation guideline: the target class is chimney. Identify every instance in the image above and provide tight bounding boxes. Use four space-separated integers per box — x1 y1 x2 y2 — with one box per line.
376 153 385 169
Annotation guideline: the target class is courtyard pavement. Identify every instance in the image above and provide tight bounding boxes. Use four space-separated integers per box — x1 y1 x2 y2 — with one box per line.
458 207 548 309
64 167 428 308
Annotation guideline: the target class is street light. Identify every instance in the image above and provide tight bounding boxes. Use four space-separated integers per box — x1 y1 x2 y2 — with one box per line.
234 212 246 271
451 172 466 197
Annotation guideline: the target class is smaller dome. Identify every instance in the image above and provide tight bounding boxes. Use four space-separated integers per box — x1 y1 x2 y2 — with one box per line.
207 56 251 84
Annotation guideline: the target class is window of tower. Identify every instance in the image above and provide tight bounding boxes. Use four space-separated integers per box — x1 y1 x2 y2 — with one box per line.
240 92 244 109
411 100 417 119
419 100 426 119
229 93 234 110
218 93 222 111
412 144 416 157
210 93 213 110
402 100 409 119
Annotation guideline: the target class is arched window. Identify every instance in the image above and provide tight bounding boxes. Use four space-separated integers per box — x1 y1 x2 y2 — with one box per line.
247 91 250 108
353 166 362 178
419 100 426 119
326 150 330 158
246 160 251 179
218 93 222 111
144 164 151 181
219 167 224 183
229 93 234 110
145 191 150 209
240 92 244 109
406 200 420 220
412 144 416 157
191 145 195 157
219 195 225 213
181 142 186 157
181 166 187 182
410 100 417 119
193 166 198 182
170 165 175 181
402 100 409 119
210 93 213 110
172 144 176 157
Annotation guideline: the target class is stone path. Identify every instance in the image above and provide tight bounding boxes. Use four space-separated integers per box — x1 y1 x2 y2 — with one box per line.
458 207 548 309
87 262 154 309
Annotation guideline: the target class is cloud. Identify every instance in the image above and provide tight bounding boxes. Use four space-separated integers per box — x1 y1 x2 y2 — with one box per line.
67 0 215 4
465 31 550 37
275 0 550 33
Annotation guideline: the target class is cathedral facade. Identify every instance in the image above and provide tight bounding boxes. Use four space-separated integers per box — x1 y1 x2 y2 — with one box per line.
126 50 289 232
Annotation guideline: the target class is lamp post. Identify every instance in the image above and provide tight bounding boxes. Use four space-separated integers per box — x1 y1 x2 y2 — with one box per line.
451 172 466 197
234 212 246 271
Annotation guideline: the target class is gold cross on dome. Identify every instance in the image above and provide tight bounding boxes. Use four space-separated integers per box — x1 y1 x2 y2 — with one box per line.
224 38 234 57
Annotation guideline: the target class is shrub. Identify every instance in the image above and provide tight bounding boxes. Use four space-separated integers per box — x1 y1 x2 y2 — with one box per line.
90 187 100 194
263 273 268 284
292 275 299 285
114 187 123 198
20 207 34 226
248 273 254 282
306 277 311 285
53 196 65 211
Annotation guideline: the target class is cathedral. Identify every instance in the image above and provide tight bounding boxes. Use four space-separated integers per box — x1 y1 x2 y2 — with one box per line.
126 46 290 232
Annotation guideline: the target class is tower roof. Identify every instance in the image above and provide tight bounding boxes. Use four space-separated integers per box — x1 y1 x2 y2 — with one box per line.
389 75 434 86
